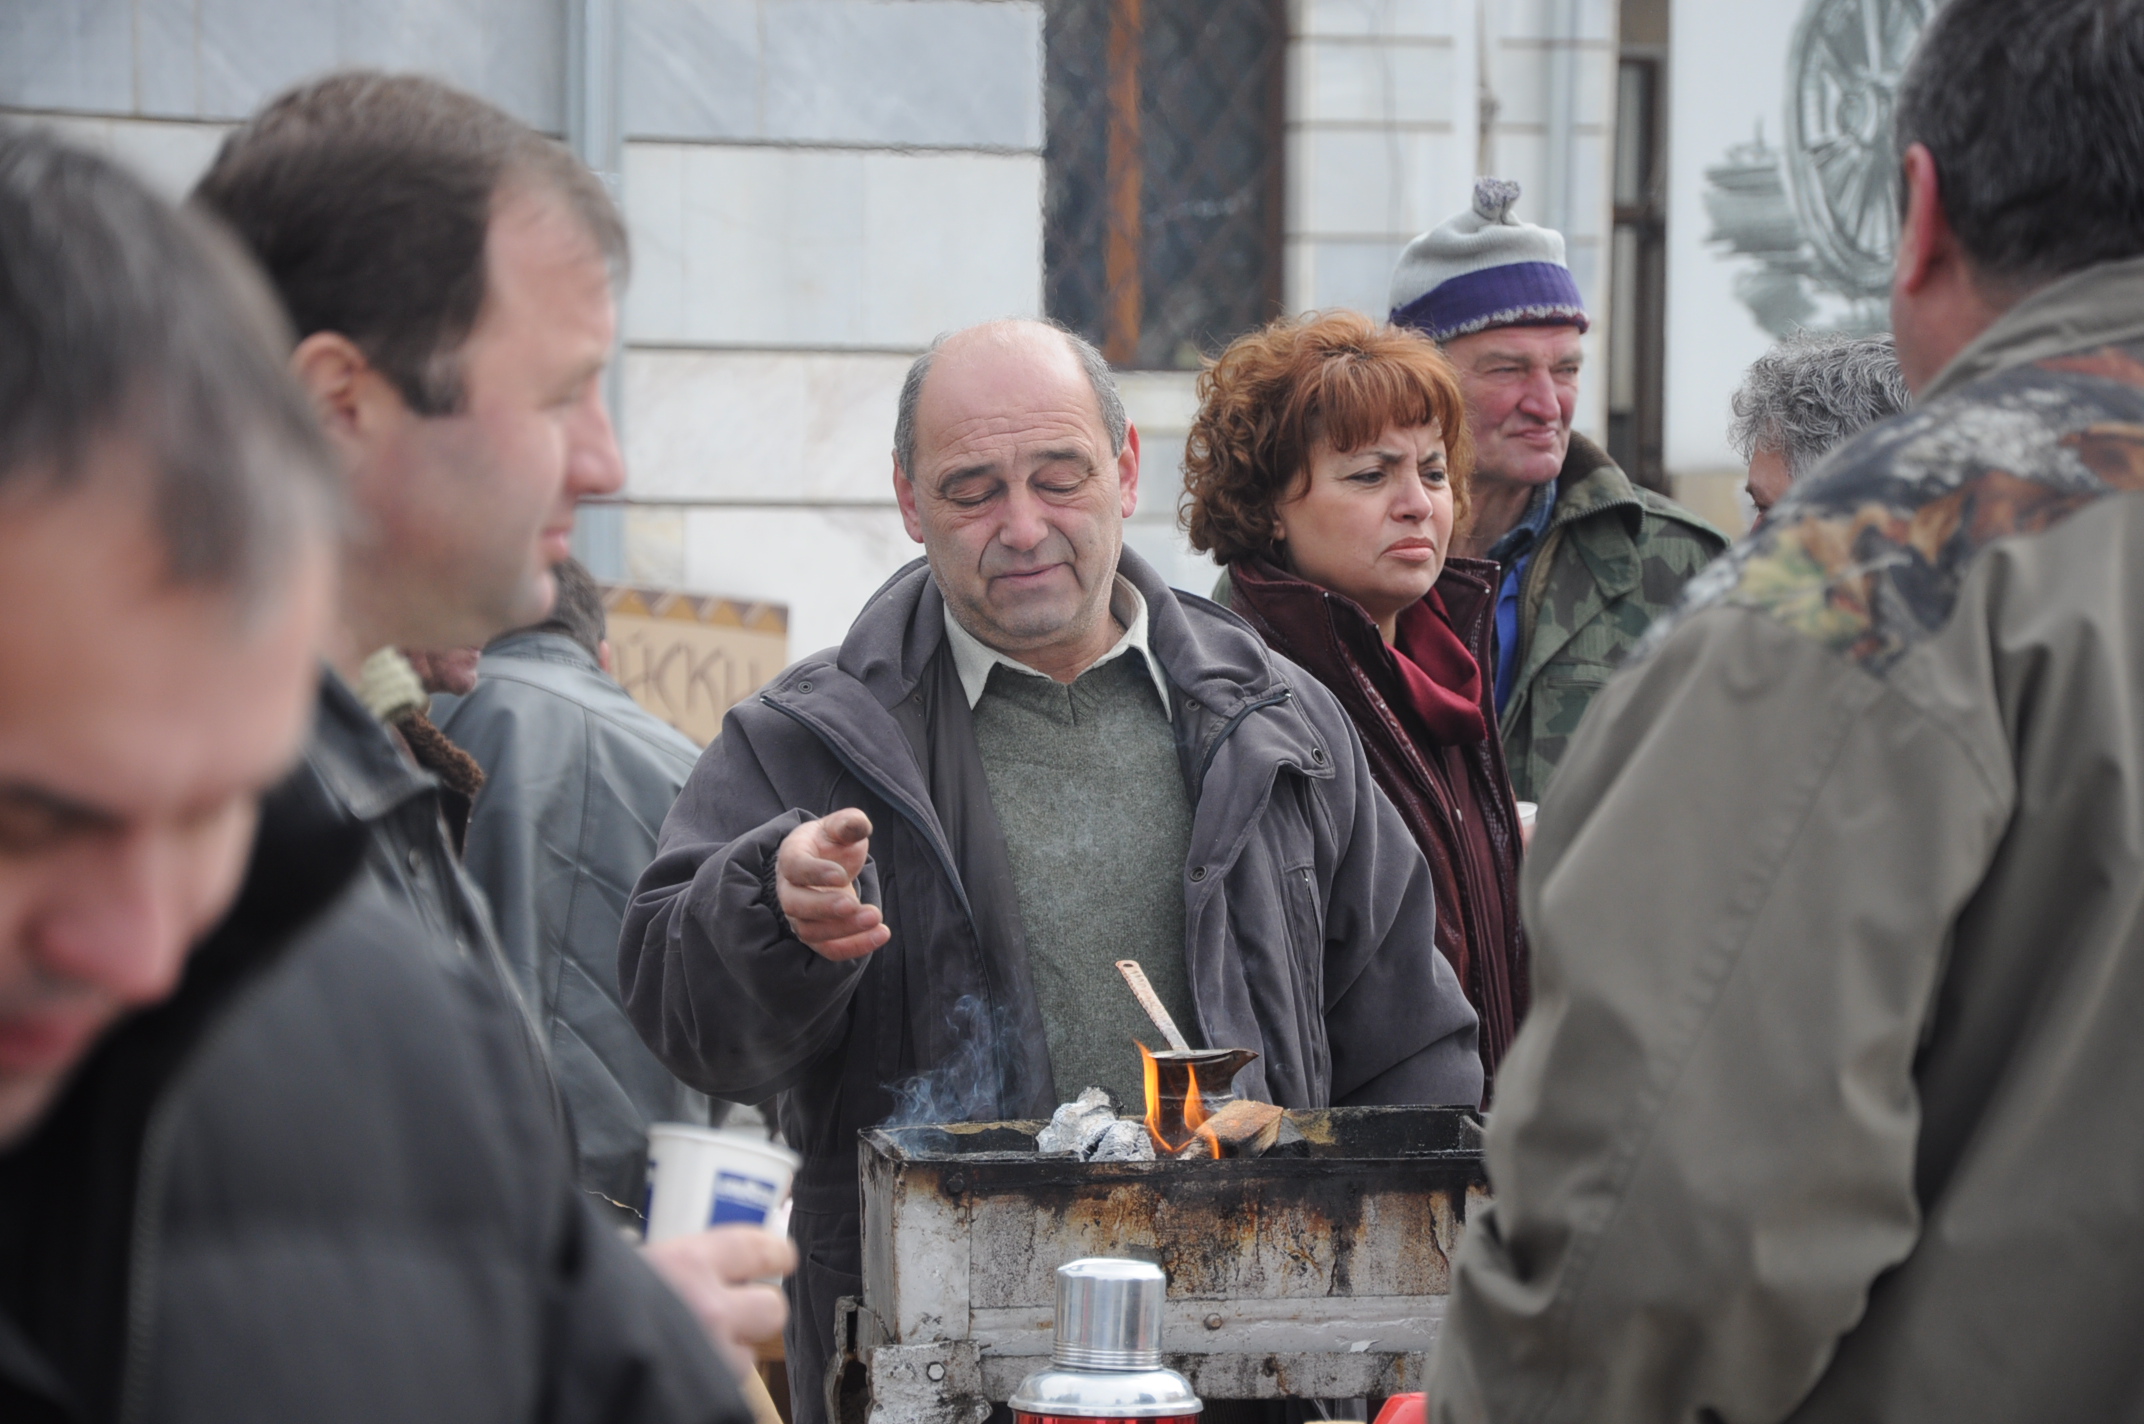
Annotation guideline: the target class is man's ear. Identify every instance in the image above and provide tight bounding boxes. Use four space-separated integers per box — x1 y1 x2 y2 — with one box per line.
1117 422 1143 520
893 462 926 544
1894 144 1948 298
1891 142 2014 392
290 331 399 457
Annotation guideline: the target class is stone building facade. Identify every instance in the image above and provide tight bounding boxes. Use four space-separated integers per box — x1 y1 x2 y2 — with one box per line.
3 0 1625 657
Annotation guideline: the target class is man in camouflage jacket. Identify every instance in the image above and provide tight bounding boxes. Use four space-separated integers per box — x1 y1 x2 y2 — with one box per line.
1429 2 2144 1418
1389 179 1724 801
1491 432 1722 801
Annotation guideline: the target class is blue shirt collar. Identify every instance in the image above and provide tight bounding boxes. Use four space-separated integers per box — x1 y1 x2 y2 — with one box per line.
1487 480 1559 567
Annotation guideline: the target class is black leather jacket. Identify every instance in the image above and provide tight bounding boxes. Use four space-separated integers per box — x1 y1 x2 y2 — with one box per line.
309 672 513 985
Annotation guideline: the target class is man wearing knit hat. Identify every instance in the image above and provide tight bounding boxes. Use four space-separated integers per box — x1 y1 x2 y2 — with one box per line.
1390 180 1724 801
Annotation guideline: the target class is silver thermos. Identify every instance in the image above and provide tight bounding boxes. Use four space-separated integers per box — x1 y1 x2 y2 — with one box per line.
1008 1259 1204 1422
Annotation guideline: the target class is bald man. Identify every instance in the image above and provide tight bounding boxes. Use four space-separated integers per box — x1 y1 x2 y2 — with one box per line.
622 320 1482 1423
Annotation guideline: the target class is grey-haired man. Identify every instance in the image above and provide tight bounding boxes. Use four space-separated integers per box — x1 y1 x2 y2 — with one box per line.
1730 331 1910 526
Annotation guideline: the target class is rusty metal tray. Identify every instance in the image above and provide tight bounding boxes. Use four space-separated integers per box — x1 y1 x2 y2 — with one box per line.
841 1106 1487 1422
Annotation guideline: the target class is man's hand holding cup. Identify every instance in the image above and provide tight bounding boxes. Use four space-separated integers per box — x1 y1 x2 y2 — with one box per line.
639 1226 795 1376
776 808 891 961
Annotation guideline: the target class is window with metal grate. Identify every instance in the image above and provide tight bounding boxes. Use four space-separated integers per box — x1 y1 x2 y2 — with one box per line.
1043 0 1287 371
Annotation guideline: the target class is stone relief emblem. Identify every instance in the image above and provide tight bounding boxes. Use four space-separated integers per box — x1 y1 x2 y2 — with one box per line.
1703 0 1940 336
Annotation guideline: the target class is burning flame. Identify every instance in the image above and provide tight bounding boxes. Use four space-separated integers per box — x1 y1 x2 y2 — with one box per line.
1140 1042 1213 1155
1140 1043 1166 1148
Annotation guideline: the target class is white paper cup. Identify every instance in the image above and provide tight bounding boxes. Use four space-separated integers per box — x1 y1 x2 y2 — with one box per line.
1515 800 1539 831
643 1124 800 1244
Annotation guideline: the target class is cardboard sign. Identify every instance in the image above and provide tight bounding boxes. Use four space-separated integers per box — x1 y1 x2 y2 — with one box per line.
600 585 789 747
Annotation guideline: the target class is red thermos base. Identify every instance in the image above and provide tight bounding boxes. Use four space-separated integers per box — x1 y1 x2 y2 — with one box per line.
1016 1415 1201 1424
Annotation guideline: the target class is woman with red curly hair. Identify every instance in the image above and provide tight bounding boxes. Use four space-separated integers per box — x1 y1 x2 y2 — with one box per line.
1184 311 1528 1088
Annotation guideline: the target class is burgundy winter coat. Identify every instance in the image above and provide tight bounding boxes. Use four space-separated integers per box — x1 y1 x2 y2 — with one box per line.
1223 554 1529 1089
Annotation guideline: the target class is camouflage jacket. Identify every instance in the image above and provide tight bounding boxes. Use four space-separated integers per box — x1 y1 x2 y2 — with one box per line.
1500 436 1724 800
1431 255 2144 1423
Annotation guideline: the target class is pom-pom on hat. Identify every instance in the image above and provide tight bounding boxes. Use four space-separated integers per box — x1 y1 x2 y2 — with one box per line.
1388 178 1590 343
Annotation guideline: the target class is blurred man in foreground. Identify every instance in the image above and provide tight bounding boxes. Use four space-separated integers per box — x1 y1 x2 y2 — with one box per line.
1730 331 1910 528
0 128 750 1424
192 71 786 1326
1430 2 2144 1419
622 319 1482 1424
434 559 717 1218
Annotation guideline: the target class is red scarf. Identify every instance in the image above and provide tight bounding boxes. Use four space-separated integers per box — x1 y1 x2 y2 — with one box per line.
1389 592 1488 746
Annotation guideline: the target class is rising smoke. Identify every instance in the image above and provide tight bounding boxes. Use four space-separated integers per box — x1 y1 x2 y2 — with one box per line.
881 994 1016 1127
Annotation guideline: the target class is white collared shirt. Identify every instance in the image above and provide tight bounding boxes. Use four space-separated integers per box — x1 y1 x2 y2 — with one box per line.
941 575 1174 720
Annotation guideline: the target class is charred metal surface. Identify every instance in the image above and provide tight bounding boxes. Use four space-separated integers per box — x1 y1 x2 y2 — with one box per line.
858 1106 1486 1422
975 1350 1427 1404
867 1343 991 1424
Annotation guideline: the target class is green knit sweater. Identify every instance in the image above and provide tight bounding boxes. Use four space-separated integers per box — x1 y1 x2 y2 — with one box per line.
970 655 1197 1111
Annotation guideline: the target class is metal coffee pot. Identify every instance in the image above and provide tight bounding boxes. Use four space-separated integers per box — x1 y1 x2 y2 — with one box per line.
1144 1047 1258 1150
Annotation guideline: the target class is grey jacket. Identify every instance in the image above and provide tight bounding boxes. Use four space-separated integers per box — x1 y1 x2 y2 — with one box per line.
1429 255 2144 1422
621 550 1481 1422
436 631 713 1216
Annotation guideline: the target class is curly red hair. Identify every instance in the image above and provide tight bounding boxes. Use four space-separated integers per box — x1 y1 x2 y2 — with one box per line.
1180 311 1474 566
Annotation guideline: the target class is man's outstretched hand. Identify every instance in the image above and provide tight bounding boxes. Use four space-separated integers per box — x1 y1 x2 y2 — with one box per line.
776 808 892 961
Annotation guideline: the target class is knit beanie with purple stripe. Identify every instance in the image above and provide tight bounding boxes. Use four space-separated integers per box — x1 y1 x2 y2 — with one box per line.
1387 178 1589 343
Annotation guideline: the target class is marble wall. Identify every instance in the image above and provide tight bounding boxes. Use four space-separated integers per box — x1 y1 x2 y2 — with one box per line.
625 0 1041 149
623 142 1042 350
616 0 1046 656
1283 0 1620 441
1 0 1047 660
1 0 566 128
1285 0 1478 319
2 0 1627 658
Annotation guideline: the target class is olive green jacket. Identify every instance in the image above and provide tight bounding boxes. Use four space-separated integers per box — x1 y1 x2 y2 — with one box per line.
1501 438 1725 801
1430 254 2144 1422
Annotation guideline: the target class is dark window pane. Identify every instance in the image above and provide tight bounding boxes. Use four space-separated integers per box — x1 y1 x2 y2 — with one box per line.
1044 0 1285 370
